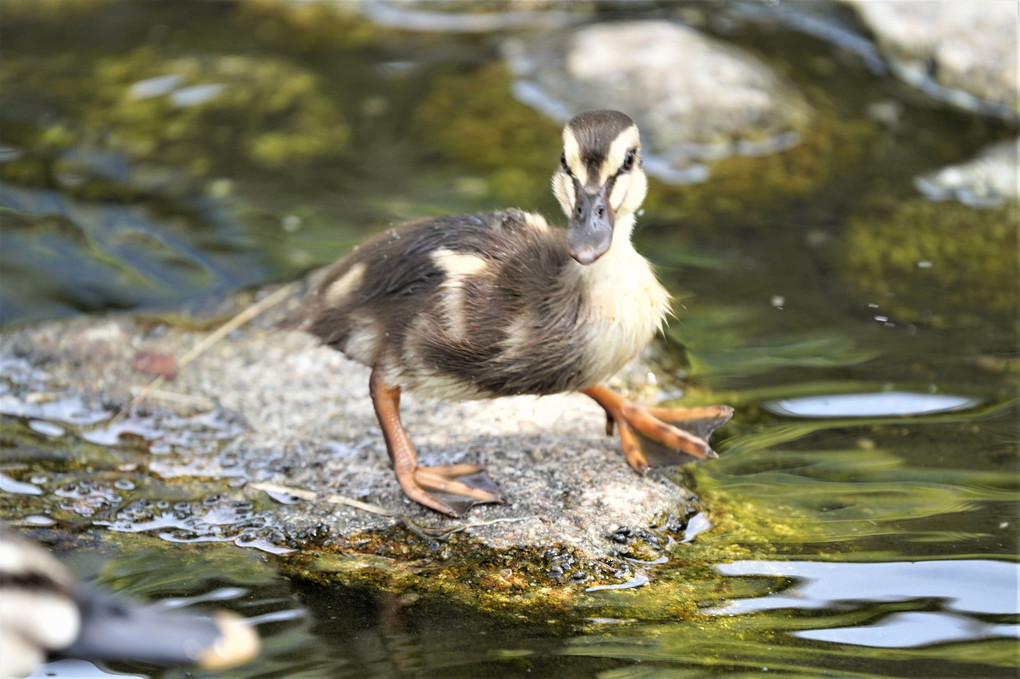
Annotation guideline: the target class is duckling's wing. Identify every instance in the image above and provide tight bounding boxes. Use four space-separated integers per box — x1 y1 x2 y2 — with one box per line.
290 210 582 396
289 214 498 346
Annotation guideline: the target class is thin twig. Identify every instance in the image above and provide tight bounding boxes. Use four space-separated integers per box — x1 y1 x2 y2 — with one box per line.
110 284 295 424
250 482 395 517
250 481 538 537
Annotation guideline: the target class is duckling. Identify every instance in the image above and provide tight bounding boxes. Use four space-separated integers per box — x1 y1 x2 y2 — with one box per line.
0 525 260 677
291 110 732 517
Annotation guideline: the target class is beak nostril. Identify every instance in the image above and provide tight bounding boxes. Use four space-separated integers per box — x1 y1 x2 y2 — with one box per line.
596 206 604 218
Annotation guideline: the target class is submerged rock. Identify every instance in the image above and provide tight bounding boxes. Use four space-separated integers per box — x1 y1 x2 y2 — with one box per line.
0 289 712 594
503 19 812 184
839 197 1017 332
1 47 350 177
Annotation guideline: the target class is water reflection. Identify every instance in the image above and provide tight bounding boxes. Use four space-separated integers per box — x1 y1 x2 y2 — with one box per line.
764 391 981 418
800 611 1018 648
0 183 263 323
712 560 1020 647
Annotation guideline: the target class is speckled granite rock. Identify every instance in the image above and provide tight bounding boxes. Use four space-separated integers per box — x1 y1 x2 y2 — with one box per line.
0 287 706 572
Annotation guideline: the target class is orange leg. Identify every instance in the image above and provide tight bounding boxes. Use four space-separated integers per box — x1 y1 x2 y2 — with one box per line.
580 385 732 474
369 367 504 517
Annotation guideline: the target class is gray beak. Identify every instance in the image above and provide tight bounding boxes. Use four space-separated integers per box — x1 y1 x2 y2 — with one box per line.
566 186 614 265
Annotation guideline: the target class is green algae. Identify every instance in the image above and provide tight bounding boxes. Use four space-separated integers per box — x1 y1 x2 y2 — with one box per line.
95 50 346 173
412 58 876 231
840 197 1018 331
413 63 562 214
279 502 738 622
1 43 349 190
233 0 387 52
644 97 877 228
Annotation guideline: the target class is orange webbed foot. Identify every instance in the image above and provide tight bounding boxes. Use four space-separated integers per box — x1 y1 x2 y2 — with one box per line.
371 367 505 517
581 385 732 473
411 464 505 518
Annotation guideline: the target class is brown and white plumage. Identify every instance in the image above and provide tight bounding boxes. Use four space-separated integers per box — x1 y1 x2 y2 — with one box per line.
291 110 732 516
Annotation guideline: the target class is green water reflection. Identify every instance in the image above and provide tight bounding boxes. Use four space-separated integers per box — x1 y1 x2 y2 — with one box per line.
2 1 1018 678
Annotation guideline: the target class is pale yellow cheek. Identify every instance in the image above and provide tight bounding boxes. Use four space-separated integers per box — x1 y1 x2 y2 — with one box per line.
562 129 584 181
609 177 629 211
552 174 575 217
615 171 647 214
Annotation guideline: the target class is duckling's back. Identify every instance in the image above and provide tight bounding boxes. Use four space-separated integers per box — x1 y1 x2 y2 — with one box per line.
291 209 595 400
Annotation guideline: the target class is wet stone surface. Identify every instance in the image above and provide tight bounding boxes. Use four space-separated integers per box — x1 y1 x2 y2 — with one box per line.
0 289 711 594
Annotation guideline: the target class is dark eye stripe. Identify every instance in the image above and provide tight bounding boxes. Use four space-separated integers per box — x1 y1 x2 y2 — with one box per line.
560 151 574 178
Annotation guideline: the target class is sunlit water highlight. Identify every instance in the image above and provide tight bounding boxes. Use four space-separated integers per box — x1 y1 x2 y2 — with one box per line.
712 560 1020 647
764 391 981 418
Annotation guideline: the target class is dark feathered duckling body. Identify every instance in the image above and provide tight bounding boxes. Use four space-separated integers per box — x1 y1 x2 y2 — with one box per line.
291 110 732 517
300 207 668 400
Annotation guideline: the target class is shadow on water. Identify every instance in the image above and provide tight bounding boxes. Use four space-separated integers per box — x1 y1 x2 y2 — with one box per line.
1 1 1017 678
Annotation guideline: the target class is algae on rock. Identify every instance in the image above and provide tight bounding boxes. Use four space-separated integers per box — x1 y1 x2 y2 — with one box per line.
840 198 1017 331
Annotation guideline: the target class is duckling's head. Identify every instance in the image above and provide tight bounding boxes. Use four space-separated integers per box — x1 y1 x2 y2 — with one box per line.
552 110 648 265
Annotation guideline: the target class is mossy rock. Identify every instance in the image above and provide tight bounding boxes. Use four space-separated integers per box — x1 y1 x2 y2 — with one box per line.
643 96 877 227
234 0 385 52
414 60 875 227
1 47 349 177
839 198 1018 331
413 63 562 213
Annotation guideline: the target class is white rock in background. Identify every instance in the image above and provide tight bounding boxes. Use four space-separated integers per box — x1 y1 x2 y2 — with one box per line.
504 20 812 184
847 0 1018 118
915 137 1020 208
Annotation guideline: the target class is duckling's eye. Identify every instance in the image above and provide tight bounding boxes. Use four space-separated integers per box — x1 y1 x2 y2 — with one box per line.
622 149 637 172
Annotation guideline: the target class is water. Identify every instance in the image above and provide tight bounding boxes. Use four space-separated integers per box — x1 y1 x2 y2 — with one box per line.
2 2 1018 678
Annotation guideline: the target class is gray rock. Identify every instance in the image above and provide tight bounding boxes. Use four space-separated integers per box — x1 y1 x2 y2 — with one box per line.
846 0 1018 118
0 291 705 570
503 20 812 184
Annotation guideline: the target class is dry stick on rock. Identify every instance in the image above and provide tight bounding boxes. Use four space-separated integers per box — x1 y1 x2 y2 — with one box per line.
111 284 296 424
250 482 537 538
250 482 395 517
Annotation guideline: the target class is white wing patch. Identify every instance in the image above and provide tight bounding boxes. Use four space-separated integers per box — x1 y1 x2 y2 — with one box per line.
431 249 488 341
324 262 366 306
